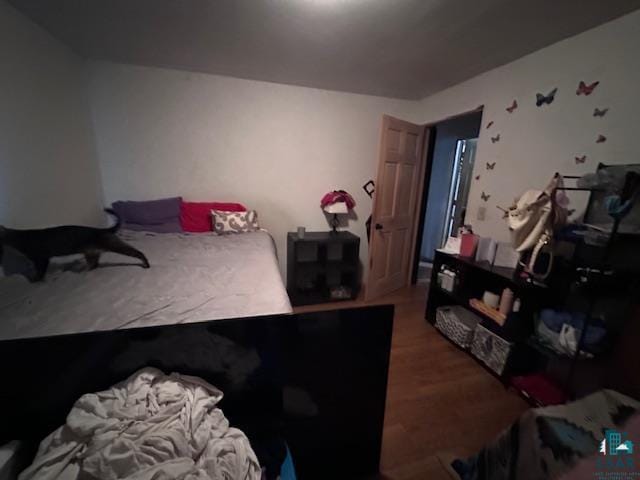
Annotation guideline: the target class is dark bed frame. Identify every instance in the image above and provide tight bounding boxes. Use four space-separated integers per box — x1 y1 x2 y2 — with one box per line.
0 305 394 480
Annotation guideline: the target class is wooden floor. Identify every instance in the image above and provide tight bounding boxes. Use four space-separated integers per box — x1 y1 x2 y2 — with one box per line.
294 285 529 480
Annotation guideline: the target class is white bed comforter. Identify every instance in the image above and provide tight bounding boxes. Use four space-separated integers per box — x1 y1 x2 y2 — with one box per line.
19 368 261 480
0 230 292 340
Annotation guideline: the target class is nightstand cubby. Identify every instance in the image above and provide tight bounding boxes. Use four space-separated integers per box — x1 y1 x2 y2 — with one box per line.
287 231 360 306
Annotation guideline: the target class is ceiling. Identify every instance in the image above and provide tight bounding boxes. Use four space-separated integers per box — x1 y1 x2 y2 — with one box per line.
10 0 640 99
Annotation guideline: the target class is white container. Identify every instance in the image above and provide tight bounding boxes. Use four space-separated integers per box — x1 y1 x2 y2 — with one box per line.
513 298 521 313
482 291 500 309
440 270 456 292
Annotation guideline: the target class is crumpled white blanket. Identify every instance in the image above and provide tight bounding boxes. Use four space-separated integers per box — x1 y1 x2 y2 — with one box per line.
19 368 261 480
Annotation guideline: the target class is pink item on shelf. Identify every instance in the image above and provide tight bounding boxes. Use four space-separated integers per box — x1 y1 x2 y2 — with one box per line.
459 233 479 258
511 373 568 406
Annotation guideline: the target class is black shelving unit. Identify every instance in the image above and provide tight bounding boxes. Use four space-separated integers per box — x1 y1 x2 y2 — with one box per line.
426 251 553 378
513 170 640 401
427 169 639 405
529 240 640 398
287 231 360 306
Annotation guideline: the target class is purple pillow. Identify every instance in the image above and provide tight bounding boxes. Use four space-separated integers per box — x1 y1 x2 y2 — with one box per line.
111 197 183 233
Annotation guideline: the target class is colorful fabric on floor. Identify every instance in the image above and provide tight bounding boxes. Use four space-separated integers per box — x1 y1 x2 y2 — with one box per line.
454 389 639 480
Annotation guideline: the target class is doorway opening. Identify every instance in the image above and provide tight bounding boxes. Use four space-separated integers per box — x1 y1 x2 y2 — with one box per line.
443 138 477 241
414 110 483 284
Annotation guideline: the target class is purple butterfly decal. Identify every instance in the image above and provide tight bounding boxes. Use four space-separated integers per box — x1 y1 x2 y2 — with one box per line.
575 155 586 164
596 134 607 143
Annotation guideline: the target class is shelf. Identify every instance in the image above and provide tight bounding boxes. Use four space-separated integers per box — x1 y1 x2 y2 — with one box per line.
432 286 512 332
287 288 357 307
295 261 358 272
436 252 547 290
525 336 594 361
287 231 360 243
469 298 506 325
431 285 465 304
325 260 358 271
442 254 516 281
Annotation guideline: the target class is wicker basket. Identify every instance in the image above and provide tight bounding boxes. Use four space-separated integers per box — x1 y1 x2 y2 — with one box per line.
435 306 481 349
470 324 513 375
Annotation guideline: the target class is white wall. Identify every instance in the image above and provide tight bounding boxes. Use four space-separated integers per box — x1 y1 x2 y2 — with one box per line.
88 62 415 276
413 10 640 244
0 1 104 228
80 9 640 279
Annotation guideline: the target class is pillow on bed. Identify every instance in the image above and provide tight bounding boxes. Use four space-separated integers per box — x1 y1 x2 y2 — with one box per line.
181 201 246 232
212 210 259 234
112 197 183 233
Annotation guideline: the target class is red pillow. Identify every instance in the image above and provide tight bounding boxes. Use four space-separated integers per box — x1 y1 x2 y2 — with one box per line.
180 201 247 232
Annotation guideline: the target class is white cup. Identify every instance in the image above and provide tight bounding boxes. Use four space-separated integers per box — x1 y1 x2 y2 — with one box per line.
482 291 500 309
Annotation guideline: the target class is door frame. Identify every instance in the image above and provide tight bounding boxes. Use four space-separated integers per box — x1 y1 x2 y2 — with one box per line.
409 106 484 284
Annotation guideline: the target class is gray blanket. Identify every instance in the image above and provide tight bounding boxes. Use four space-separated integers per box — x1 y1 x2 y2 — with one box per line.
0 230 291 340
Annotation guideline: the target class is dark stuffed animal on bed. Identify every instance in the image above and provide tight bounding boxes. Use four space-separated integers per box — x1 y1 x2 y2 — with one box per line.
0 209 149 282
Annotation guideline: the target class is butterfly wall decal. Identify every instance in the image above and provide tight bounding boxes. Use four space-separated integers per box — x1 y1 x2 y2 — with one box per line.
481 192 491 202
486 162 496 170
536 88 558 107
506 100 518 113
593 107 609 117
491 134 500 143
486 121 494 129
475 175 481 181
576 81 599 96
575 155 587 164
596 134 607 143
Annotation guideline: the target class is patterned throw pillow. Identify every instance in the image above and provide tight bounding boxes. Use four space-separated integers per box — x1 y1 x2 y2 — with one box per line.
211 210 259 233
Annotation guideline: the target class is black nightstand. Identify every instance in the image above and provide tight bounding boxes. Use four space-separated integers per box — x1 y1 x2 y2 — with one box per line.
287 231 360 306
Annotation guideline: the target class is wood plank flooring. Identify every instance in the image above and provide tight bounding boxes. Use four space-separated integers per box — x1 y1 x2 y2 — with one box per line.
294 285 529 479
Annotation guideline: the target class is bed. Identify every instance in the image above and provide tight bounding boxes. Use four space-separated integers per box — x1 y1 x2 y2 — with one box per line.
0 229 291 340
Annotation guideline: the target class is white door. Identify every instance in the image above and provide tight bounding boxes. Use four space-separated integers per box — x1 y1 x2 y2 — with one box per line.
366 115 429 300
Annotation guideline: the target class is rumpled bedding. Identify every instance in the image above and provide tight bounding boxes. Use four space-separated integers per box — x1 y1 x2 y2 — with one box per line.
455 389 640 480
19 368 261 480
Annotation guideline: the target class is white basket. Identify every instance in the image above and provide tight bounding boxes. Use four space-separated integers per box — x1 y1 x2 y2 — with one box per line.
435 306 481 349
